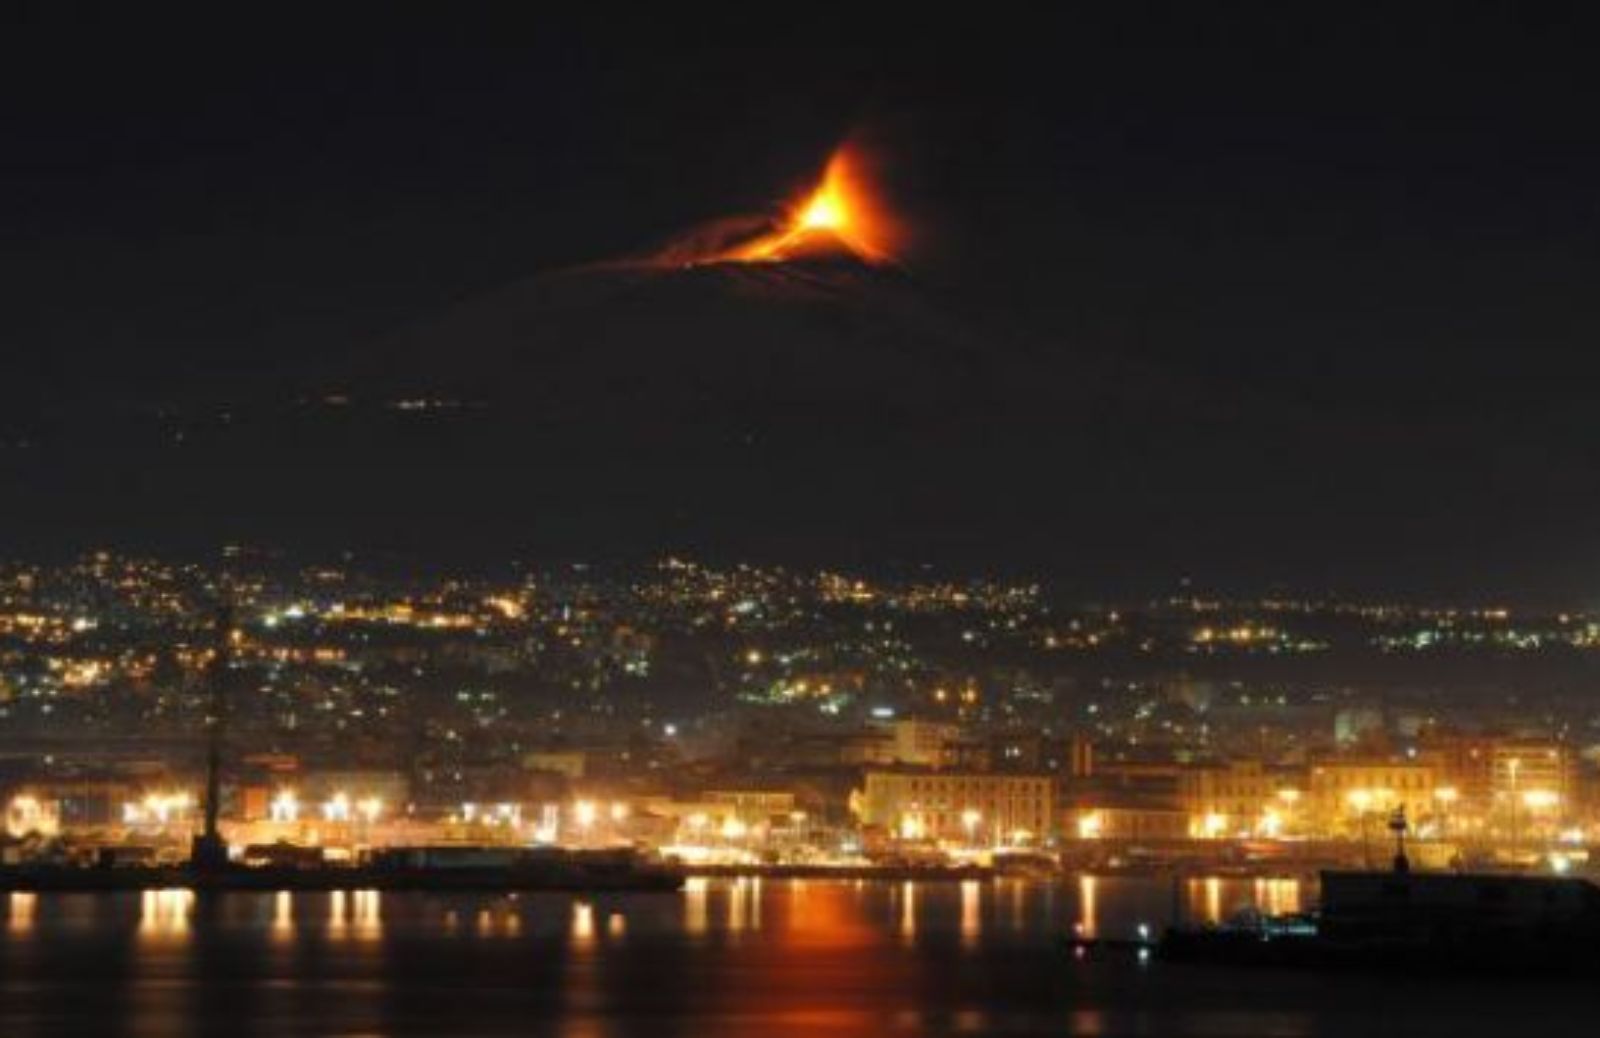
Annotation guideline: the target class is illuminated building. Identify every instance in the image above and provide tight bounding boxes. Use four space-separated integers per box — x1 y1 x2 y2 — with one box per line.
1487 741 1574 805
858 770 1055 845
703 789 798 822
1177 760 1276 837
1064 799 1189 840
1306 757 1437 835
523 751 588 780
878 719 964 768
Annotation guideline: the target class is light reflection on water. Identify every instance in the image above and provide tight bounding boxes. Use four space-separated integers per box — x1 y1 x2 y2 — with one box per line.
2 874 1304 946
0 876 1407 1037
571 900 596 946
959 879 979 948
271 889 291 937
6 892 34 936
137 888 194 940
1257 876 1300 917
1201 875 1223 924
683 875 708 935
1 876 1594 1035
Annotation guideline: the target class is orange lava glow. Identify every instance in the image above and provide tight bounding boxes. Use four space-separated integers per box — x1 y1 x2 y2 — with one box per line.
722 145 898 265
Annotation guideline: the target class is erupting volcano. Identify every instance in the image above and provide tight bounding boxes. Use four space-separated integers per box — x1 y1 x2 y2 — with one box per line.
702 144 900 266
330 134 985 438
60 129 1236 572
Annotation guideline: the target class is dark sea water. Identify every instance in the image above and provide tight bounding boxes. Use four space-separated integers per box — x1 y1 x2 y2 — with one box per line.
0 876 1596 1037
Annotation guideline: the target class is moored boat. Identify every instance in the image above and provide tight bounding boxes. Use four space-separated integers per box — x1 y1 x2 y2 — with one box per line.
1158 868 1600 974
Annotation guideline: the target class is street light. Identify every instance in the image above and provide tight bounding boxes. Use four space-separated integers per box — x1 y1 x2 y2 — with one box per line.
1077 811 1103 840
8 794 48 836
270 790 299 823
899 813 924 841
1522 789 1559 810
962 809 982 846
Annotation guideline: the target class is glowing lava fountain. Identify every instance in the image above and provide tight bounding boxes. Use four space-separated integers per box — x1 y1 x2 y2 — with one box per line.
721 145 899 265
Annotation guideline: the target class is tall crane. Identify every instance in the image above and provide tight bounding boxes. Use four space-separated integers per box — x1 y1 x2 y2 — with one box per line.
190 602 233 872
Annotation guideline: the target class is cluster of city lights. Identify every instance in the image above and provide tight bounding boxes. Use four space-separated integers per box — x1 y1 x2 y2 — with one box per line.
121 791 193 826
267 790 382 825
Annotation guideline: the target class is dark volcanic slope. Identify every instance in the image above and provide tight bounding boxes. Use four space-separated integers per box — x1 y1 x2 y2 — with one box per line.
357 254 1006 442
0 249 1294 571
0 247 1475 590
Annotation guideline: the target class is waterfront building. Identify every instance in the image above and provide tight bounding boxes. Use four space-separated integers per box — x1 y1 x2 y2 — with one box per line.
857 769 1055 845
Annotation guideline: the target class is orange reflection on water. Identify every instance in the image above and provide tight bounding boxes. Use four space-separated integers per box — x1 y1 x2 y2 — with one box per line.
138 888 193 939
271 890 292 939
353 890 380 939
769 880 878 950
720 876 766 935
571 901 596 947
960 879 980 948
673 881 901 1036
1077 874 1099 939
7 892 35 935
1202 877 1223 925
322 889 381 940
683 876 708 937
1254 877 1302 917
729 878 748 934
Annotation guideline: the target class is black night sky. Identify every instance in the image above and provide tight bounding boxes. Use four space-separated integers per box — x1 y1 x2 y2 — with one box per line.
6 6 1600 602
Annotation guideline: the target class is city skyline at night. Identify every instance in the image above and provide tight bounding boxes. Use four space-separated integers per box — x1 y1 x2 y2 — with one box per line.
9 7 1600 1033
